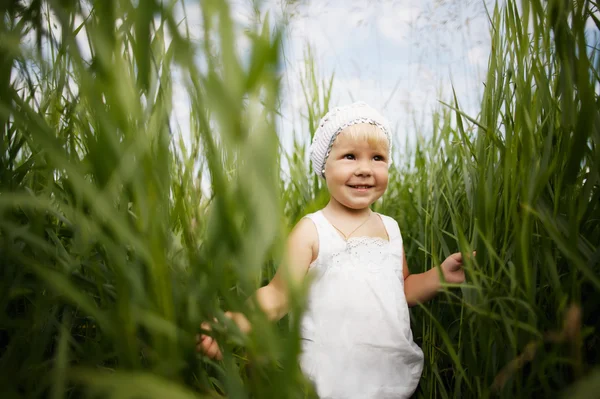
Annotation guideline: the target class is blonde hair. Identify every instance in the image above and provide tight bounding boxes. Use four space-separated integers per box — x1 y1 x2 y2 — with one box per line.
337 122 390 151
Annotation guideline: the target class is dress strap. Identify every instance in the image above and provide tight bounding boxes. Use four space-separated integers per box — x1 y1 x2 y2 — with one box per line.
304 211 336 244
304 210 329 234
303 211 342 268
378 214 402 242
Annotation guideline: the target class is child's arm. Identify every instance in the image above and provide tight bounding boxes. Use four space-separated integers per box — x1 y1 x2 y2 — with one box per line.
197 217 317 358
403 250 467 307
237 217 317 323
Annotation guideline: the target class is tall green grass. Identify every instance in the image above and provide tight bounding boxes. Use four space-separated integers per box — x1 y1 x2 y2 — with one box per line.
380 1 600 397
0 0 598 398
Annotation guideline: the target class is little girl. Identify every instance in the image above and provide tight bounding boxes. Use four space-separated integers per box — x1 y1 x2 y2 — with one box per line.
197 102 467 398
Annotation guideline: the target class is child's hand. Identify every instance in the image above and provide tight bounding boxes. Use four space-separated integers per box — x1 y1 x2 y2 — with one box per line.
196 321 223 360
440 251 474 284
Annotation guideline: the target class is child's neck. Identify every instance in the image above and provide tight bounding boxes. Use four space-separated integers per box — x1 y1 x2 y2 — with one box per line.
324 198 372 220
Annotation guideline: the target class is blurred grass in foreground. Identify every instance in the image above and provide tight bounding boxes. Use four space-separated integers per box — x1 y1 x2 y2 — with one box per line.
0 0 599 398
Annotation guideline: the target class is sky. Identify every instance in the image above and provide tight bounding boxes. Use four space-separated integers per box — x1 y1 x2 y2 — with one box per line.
167 0 600 161
222 0 496 154
24 0 496 156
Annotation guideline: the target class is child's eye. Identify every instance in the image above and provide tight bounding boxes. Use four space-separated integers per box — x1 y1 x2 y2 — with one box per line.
343 154 355 160
374 155 386 161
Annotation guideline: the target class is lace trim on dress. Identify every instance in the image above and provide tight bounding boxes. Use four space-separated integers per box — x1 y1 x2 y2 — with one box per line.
327 236 392 272
346 236 389 248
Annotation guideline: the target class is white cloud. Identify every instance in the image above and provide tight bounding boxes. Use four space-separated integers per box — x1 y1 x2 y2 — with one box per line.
467 44 489 69
376 3 422 44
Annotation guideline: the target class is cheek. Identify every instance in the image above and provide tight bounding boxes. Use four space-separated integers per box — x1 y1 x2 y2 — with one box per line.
324 161 349 179
376 169 389 187
322 159 338 178
380 177 389 190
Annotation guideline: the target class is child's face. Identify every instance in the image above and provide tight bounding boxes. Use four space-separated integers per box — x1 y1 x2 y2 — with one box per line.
323 128 389 210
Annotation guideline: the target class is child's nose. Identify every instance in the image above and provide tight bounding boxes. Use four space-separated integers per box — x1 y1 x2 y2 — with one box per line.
354 160 373 176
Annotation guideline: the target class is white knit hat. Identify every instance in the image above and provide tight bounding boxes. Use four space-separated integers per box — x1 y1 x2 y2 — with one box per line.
310 102 393 178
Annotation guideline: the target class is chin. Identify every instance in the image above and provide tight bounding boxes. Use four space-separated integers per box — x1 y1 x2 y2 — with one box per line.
343 200 374 210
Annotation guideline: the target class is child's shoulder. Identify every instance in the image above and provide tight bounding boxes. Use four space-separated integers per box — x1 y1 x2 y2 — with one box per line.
300 209 323 221
374 211 394 220
286 213 319 260
373 210 398 221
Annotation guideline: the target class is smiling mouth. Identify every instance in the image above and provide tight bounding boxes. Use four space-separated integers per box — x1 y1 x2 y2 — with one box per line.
348 185 374 189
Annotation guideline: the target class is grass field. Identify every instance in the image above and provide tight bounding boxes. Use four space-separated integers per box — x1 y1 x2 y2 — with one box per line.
1 0 599 398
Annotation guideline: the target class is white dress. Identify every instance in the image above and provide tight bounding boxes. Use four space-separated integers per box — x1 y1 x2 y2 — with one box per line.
300 210 424 399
